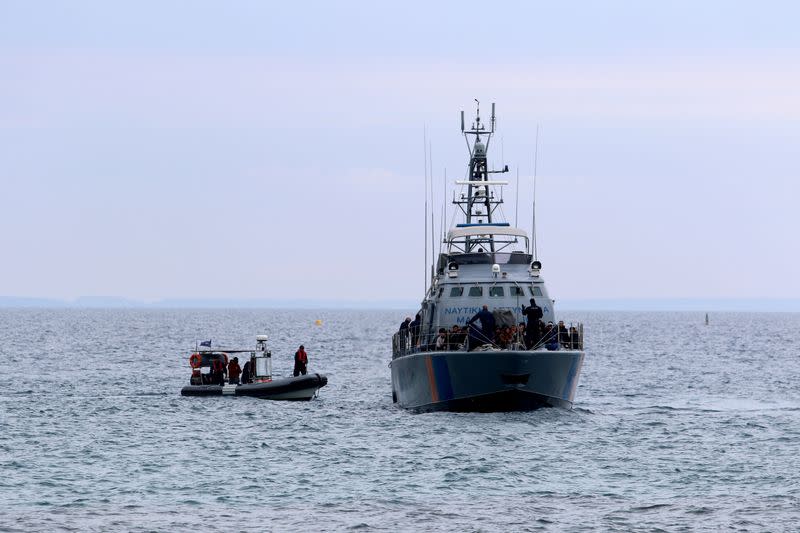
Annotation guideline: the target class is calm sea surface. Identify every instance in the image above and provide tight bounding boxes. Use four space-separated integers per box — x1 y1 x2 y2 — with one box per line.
1 309 799 532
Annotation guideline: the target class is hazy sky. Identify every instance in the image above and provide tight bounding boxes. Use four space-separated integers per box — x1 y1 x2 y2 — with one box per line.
2 1 799 302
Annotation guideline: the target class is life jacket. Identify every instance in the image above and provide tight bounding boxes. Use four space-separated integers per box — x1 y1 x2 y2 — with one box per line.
212 359 224 373
296 349 308 364
228 361 241 378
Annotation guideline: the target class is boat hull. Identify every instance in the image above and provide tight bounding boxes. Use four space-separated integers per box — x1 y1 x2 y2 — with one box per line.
390 350 583 412
181 373 327 400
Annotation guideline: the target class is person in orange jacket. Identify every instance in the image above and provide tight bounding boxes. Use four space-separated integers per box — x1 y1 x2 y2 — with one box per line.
293 345 308 377
228 357 242 385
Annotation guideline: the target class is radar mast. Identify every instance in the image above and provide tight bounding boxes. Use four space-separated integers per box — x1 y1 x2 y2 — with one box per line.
454 101 509 252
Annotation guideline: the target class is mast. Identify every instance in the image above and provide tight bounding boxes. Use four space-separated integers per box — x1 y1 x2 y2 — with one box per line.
423 126 428 292
532 124 540 260
454 100 509 252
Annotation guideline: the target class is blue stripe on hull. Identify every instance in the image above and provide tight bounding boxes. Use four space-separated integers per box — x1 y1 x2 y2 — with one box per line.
431 356 454 401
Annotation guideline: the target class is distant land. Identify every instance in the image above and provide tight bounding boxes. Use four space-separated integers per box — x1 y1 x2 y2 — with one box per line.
1 296 799 312
557 299 800 312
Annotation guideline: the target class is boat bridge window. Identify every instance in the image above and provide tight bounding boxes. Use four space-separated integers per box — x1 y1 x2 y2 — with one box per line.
447 252 533 266
489 286 504 297
529 286 543 296
510 286 524 296
450 287 464 297
468 286 483 297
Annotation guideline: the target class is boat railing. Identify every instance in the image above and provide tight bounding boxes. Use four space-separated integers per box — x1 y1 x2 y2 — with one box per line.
392 322 584 358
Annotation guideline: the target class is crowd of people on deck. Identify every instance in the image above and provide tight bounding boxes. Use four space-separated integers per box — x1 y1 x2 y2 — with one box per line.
395 299 582 354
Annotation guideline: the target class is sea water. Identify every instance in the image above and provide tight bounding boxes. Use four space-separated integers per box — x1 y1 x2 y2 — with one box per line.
1 309 799 532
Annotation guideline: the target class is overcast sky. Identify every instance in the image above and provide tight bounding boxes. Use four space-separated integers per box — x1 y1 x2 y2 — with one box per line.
1 1 799 303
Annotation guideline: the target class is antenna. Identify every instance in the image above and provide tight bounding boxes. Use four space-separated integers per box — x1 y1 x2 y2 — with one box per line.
431 209 435 285
424 126 428 292
429 139 434 282
491 102 496 132
532 124 540 260
515 166 519 227
439 167 446 255
462 107 473 154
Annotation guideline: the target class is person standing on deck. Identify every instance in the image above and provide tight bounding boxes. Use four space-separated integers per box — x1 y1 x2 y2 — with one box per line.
398 317 411 333
211 357 226 384
569 326 581 350
294 345 308 377
468 305 496 346
241 359 252 384
397 316 412 352
521 298 544 348
558 321 570 347
228 357 242 385
409 313 422 347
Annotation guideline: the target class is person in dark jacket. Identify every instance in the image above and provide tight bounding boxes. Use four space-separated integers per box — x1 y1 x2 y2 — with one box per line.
558 321 570 347
228 357 242 385
448 325 466 350
293 345 308 377
398 317 411 332
241 359 252 384
468 305 496 347
409 314 422 347
521 298 544 349
543 322 559 351
569 326 581 350
397 317 412 352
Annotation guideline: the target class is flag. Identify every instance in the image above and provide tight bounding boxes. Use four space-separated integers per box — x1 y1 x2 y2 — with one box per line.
200 340 212 347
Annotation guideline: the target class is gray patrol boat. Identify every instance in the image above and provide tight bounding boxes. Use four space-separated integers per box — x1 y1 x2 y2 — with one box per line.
390 102 585 412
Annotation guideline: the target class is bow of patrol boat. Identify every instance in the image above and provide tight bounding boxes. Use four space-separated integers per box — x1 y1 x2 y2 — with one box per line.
391 348 583 412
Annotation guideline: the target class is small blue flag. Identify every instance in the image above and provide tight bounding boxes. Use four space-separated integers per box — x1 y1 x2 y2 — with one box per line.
200 340 212 347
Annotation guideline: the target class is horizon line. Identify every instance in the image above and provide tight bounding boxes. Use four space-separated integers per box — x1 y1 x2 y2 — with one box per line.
1 296 799 312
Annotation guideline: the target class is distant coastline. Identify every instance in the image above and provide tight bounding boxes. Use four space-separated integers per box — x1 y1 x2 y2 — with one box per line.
557 299 800 312
1 296 799 312
0 296 416 310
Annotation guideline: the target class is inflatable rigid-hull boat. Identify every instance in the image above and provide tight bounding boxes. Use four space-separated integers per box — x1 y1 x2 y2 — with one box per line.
181 373 328 400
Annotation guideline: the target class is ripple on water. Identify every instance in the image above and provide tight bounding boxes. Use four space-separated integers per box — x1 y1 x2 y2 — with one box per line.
1 309 800 531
